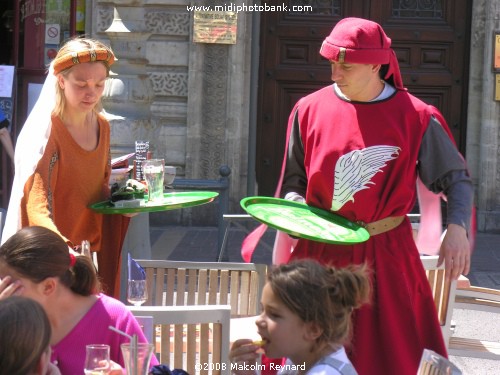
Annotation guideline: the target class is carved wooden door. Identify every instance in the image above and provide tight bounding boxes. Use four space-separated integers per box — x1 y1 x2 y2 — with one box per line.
255 0 471 196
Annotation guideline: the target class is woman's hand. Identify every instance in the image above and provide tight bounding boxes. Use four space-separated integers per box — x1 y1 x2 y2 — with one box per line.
123 213 139 218
0 276 24 300
108 360 124 375
229 339 261 375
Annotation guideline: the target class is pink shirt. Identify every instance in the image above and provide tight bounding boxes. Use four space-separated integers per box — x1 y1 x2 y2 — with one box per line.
51 293 159 374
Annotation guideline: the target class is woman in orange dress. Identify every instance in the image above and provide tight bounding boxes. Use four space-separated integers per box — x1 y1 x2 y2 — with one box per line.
2 38 129 297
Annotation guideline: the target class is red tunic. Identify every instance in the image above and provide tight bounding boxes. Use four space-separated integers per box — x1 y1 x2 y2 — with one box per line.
286 87 447 374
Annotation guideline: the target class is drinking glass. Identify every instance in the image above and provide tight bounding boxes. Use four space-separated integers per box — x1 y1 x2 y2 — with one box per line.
121 343 154 375
127 279 148 306
84 344 110 374
142 159 165 202
164 165 176 187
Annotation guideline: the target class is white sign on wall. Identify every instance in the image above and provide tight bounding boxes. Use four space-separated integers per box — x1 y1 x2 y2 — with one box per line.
0 66 15 98
45 24 61 45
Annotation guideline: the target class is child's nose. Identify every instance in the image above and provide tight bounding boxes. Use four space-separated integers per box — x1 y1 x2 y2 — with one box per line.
255 314 265 327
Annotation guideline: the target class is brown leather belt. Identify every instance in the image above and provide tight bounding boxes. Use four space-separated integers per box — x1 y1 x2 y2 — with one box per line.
356 216 405 236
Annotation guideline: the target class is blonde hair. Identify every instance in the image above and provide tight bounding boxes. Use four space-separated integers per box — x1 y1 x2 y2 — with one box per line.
267 259 371 347
52 37 114 118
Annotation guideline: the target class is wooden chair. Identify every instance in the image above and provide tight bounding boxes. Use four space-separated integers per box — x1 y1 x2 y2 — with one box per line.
420 255 457 346
136 260 267 318
129 305 231 375
454 285 500 313
448 285 500 359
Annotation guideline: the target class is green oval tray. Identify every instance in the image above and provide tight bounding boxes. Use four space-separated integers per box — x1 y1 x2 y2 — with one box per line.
90 191 219 214
240 196 370 244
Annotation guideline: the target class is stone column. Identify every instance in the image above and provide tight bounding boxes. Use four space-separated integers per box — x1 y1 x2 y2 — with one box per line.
97 1 154 299
186 0 253 212
468 0 500 231
103 4 154 159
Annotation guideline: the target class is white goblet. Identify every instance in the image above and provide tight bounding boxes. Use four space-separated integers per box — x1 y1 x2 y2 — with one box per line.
127 279 148 306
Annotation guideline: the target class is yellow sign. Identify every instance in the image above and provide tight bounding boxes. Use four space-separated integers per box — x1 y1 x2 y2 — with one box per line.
495 74 500 101
495 34 500 70
193 11 237 44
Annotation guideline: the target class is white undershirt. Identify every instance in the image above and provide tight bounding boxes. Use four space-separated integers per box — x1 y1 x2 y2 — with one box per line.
333 81 396 102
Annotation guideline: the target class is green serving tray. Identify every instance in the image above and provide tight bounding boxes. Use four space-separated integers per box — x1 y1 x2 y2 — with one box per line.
240 196 370 244
90 191 219 214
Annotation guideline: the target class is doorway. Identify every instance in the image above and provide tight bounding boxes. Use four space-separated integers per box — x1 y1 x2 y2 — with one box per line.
255 0 472 196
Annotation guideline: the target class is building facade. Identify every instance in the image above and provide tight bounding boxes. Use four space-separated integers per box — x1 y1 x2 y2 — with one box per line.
87 0 499 232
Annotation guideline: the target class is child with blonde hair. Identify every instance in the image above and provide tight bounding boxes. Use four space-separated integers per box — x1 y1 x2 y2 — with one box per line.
229 259 371 375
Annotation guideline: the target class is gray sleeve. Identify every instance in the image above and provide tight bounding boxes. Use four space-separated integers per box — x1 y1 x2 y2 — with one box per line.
281 109 307 198
418 117 473 231
434 170 474 231
418 116 466 185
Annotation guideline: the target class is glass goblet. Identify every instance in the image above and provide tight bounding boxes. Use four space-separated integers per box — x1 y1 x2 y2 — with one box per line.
127 279 148 306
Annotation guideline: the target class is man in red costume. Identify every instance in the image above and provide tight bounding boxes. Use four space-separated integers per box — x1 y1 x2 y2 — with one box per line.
255 18 473 375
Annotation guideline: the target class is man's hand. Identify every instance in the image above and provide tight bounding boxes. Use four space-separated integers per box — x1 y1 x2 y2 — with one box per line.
438 223 470 280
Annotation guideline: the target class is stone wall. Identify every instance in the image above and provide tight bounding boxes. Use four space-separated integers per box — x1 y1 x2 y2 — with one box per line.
90 0 253 225
89 0 500 232
468 0 500 232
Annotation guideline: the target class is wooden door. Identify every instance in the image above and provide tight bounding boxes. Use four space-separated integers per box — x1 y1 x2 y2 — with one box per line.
255 0 471 196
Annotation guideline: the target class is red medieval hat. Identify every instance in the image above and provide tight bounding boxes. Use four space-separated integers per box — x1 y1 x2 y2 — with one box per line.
320 17 404 89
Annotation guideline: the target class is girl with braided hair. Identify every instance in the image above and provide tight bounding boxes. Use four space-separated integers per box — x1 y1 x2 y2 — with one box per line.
229 259 371 375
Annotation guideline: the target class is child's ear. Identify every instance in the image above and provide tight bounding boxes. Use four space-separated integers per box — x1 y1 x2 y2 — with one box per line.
36 347 50 375
35 358 44 375
304 321 323 342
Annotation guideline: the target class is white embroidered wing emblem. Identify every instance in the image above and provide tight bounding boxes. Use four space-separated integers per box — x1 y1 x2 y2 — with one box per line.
331 145 400 211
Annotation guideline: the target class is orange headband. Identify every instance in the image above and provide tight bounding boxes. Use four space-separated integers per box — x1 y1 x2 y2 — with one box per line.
53 48 115 75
